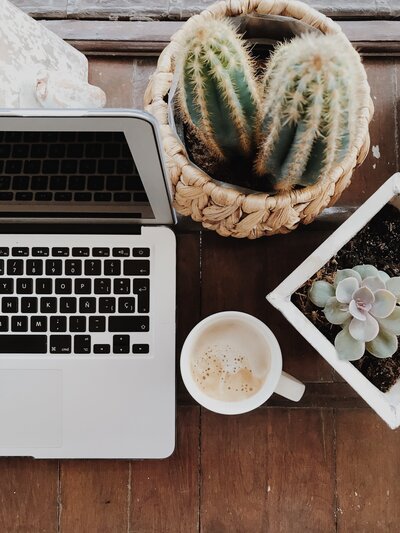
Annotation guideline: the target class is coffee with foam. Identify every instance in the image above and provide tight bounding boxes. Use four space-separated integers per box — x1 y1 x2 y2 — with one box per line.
190 318 270 402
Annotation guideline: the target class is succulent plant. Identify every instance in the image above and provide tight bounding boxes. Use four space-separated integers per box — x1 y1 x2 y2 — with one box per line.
309 265 400 361
176 17 261 161
254 33 362 191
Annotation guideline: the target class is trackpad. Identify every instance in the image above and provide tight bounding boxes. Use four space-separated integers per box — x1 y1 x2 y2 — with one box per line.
0 370 62 447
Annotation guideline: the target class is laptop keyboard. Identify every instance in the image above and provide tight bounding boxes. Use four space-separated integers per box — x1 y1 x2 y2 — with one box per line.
0 244 151 355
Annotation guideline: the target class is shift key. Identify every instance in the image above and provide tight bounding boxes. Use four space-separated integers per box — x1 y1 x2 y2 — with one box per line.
109 316 149 332
0 335 47 353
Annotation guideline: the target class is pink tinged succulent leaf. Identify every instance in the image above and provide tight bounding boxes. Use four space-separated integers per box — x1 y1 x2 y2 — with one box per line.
370 289 396 319
377 306 400 335
366 328 398 359
386 277 400 303
361 275 386 293
349 314 379 342
334 269 362 288
334 327 365 361
336 277 359 304
349 299 368 321
308 280 335 308
324 297 351 325
352 286 375 307
353 264 379 280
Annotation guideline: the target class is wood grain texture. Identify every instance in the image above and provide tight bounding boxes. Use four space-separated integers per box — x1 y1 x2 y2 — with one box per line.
201 229 334 383
201 409 269 532
0 458 58 533
88 58 135 108
130 406 200 533
336 410 400 532
59 460 129 533
265 409 336 533
14 0 400 20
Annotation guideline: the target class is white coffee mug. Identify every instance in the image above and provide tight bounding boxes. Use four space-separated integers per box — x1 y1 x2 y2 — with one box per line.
180 311 305 415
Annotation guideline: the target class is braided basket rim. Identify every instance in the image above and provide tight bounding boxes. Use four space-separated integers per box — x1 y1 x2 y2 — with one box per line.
144 0 373 238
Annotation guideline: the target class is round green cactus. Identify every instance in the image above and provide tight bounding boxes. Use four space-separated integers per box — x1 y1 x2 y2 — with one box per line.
176 17 261 161
255 33 364 191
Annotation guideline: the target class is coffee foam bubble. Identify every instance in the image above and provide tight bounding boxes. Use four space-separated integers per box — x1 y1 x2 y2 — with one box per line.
190 319 269 402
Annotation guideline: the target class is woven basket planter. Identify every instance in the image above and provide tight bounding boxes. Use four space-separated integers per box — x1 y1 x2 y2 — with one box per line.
144 0 373 239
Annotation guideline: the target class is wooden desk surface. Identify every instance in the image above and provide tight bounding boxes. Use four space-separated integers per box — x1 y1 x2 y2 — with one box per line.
1 27 400 533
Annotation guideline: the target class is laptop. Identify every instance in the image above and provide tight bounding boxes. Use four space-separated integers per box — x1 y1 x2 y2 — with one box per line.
0 108 176 459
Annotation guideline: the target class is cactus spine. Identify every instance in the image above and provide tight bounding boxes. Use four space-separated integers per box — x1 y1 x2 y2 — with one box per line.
255 34 362 191
177 17 261 161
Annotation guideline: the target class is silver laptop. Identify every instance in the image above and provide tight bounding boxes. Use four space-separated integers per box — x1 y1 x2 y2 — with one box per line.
0 109 176 459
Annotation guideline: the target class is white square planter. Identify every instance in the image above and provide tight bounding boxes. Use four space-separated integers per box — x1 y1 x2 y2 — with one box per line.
267 173 400 429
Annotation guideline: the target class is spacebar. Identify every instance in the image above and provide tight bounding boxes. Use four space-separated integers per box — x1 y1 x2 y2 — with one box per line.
0 335 47 353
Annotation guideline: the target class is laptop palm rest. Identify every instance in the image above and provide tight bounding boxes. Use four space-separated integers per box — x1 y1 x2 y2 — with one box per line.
0 370 62 447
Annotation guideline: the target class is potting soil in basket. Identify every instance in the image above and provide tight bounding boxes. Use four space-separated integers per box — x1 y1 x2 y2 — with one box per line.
293 204 400 392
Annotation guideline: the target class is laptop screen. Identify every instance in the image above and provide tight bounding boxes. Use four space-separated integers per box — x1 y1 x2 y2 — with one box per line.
0 130 155 219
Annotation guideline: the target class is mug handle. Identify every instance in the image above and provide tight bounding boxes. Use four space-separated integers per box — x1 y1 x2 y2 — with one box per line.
274 371 305 402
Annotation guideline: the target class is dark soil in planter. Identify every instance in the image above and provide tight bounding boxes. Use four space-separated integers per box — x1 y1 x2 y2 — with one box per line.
292 203 400 393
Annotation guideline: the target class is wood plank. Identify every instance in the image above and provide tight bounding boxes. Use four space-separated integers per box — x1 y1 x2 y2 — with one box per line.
88 58 135 108
130 405 200 533
265 409 336 532
201 228 335 383
0 458 58 532
336 410 400 532
41 20 400 56
14 0 400 20
59 460 129 533
201 409 269 532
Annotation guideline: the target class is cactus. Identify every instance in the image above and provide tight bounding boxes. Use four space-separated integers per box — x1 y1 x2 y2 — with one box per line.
255 33 363 191
309 265 400 361
176 17 261 161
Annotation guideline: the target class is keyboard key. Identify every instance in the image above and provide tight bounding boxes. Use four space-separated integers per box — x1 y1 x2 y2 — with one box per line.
113 279 130 294
50 335 71 354
98 160 114 174
49 144 65 158
0 279 13 293
31 176 48 190
60 297 77 313
114 193 131 202
132 248 150 258
24 160 41 174
0 335 47 353
113 335 130 354
31 316 47 332
68 175 86 191
133 279 150 313
72 247 90 257
84 260 101 276
65 260 82 275
109 316 149 332
92 248 110 257
124 260 150 276
35 192 53 201
0 176 10 190
0 192 13 201
11 316 28 332
134 192 149 202
10 167 25 181
55 192 72 201
61 160 77 174
0 144 11 158
12 144 29 158
117 159 134 174
36 278 52 294
55 278 72 294
94 192 111 202
79 297 96 313
94 344 111 354
99 297 116 313
43 160 59 174
104 260 120 276
94 278 111 295
16 278 33 294
7 260 23 275
132 344 149 354
16 192 33 201
74 335 91 354
89 316 106 332
70 316 86 332
74 192 92 202
0 316 9 331
2 297 18 313
0 248 9 256
75 279 92 294
113 248 130 257
87 176 104 191
80 159 96 174
52 248 69 257
46 260 62 276
125 175 143 191
118 297 135 313
85 144 102 158
32 247 49 257
21 297 38 313
26 259 43 275
40 297 57 313
50 175 67 191
50 316 67 332
66 145 84 158
12 247 29 256
0 259 4 275
106 176 123 191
